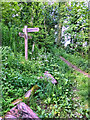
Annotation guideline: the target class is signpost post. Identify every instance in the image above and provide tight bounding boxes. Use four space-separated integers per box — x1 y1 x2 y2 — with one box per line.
19 25 39 60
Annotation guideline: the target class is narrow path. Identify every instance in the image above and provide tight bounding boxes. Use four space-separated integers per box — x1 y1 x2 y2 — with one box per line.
60 56 90 78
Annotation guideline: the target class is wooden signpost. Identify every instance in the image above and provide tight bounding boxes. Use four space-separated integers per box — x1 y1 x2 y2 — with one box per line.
19 32 32 39
19 25 39 60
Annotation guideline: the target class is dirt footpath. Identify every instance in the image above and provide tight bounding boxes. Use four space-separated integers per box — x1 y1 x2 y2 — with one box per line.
60 56 90 78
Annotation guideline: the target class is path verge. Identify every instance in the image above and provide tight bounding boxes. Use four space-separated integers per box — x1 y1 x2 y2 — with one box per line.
60 56 90 78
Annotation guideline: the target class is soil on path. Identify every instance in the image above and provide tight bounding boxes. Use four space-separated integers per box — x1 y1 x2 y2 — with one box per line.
60 56 90 78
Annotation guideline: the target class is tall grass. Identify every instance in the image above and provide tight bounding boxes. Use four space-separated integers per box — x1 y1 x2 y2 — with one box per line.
1 23 25 54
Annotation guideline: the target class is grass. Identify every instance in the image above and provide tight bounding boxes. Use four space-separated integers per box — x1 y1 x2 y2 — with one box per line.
1 46 89 119
74 71 88 106
51 47 89 73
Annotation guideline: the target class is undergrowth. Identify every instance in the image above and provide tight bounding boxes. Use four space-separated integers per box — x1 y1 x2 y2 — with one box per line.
51 47 89 73
1 46 89 119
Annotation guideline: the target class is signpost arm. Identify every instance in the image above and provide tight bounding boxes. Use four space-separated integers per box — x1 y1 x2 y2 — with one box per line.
24 26 28 60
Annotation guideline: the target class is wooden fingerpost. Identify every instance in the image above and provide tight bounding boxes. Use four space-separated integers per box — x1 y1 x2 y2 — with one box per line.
24 25 28 60
19 26 39 60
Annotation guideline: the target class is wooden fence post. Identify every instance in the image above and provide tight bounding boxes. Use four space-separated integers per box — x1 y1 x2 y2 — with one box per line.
24 26 28 60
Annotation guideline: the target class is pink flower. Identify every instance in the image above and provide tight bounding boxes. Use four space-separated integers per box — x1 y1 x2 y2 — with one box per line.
40 76 43 79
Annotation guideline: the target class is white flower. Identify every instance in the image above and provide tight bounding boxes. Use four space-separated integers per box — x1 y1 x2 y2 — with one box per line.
55 25 57 28
55 38 57 42
83 41 87 47
12 9 15 11
55 32 57 35
16 14 19 16
12 14 15 17
37 77 40 79
64 40 70 47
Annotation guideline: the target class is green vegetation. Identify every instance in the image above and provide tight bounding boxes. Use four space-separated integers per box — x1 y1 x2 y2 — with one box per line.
53 47 89 73
1 46 89 118
1 1 89 119
1 2 89 56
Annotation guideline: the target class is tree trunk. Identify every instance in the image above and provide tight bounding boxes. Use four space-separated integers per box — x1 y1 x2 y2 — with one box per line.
57 22 62 45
